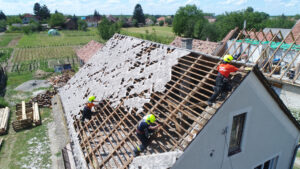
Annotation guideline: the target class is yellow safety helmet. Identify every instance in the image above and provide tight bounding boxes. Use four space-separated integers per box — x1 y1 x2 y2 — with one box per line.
146 114 156 124
88 96 96 102
223 55 234 63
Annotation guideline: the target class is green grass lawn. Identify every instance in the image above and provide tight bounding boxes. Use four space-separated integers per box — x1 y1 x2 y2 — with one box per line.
17 28 103 48
121 26 175 44
0 71 53 169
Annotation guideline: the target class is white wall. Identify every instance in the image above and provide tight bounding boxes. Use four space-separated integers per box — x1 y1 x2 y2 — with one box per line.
172 72 300 169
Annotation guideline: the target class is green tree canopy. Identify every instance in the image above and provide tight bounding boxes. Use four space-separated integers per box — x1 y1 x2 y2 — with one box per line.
98 16 120 40
34 3 50 20
49 12 65 27
173 4 207 38
264 14 295 28
0 11 6 20
133 4 145 24
78 19 87 31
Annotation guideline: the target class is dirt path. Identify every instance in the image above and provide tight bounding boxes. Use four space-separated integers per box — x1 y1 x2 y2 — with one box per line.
7 36 21 47
48 94 70 169
6 48 16 72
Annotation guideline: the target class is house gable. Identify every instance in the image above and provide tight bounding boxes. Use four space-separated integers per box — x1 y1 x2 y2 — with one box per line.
172 70 300 169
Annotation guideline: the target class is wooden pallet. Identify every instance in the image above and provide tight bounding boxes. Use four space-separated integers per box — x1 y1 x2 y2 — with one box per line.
12 101 40 132
0 107 10 135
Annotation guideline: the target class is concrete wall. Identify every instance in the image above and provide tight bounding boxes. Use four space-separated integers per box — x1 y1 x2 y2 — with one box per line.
273 84 300 109
172 72 300 169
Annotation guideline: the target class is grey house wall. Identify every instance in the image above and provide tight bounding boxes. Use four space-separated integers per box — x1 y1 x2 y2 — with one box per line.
172 72 300 169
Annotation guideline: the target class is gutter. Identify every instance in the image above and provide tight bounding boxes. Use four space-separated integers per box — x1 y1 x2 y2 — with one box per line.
290 144 300 169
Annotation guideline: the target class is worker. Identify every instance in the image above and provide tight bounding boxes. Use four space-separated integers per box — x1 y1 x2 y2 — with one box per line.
207 55 247 106
133 114 161 157
81 96 100 123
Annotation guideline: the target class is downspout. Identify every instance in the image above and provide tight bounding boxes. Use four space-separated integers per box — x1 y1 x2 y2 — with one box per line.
289 144 300 169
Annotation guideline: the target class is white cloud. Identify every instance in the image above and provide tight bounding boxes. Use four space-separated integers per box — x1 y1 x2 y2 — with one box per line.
285 0 299 7
221 0 248 5
107 0 121 3
236 0 248 5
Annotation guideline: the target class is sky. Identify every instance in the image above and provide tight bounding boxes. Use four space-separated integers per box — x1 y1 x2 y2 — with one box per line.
0 0 299 16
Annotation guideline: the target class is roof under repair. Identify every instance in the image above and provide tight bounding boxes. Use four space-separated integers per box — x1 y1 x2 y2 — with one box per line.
59 34 248 169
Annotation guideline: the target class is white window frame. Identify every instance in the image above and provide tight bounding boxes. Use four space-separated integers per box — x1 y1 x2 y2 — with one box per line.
253 155 279 169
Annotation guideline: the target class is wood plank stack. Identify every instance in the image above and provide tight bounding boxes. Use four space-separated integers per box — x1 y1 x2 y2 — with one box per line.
12 101 41 132
0 107 10 135
0 138 3 150
48 71 74 88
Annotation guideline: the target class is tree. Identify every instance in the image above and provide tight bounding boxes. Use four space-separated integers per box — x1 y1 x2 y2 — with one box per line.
295 14 300 20
34 3 50 20
98 16 120 40
94 10 100 17
159 20 164 26
0 11 6 20
33 3 41 17
165 17 172 26
49 12 65 27
40 5 50 20
0 20 6 32
264 14 295 28
7 16 22 25
133 4 145 24
173 4 206 38
71 15 78 29
78 19 87 31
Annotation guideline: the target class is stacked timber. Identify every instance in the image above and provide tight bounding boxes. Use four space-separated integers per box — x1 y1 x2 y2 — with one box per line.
0 107 10 135
31 90 57 108
0 138 3 150
12 101 41 132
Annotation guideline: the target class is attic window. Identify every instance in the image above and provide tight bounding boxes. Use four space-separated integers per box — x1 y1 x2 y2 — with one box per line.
228 112 246 156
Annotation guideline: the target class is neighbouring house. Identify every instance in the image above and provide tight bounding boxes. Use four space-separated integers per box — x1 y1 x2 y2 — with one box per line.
204 16 216 23
65 18 77 30
218 27 300 109
85 16 101 27
22 13 37 24
76 40 104 66
145 18 154 26
59 34 300 169
107 15 118 23
263 28 291 41
156 16 165 25
286 20 300 44
170 36 221 55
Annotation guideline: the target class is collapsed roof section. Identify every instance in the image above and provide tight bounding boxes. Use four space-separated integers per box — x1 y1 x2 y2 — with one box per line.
60 34 248 168
223 28 300 86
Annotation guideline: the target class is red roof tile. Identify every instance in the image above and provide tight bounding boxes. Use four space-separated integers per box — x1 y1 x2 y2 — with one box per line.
286 20 300 44
76 40 104 63
170 36 220 55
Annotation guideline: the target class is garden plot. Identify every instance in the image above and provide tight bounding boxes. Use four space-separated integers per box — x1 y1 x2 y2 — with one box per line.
11 46 79 72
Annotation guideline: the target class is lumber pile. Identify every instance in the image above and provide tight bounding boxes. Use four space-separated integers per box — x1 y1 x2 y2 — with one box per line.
0 107 10 135
0 138 3 151
12 101 41 132
31 90 57 108
48 71 74 88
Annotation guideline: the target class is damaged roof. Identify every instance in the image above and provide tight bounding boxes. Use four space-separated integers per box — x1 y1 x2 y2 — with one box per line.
170 36 220 55
60 34 250 169
59 34 300 169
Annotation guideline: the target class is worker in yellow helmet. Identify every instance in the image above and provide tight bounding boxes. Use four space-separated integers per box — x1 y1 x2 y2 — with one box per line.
207 55 248 106
81 96 101 123
133 114 161 157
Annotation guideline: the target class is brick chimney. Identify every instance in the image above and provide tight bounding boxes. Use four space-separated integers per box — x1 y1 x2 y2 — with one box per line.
181 38 193 50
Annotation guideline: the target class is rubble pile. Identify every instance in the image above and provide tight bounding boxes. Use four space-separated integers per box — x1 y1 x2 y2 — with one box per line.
48 71 74 88
31 90 57 108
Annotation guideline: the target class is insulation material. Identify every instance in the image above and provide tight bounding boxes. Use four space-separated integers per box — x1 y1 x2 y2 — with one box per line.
60 34 190 117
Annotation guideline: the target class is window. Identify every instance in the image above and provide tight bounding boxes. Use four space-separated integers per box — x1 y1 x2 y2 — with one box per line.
228 113 246 156
254 156 278 169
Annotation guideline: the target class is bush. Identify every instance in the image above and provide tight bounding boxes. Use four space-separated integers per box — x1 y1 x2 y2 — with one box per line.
0 97 8 108
98 17 120 40
78 20 88 31
0 20 6 32
159 20 164 26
